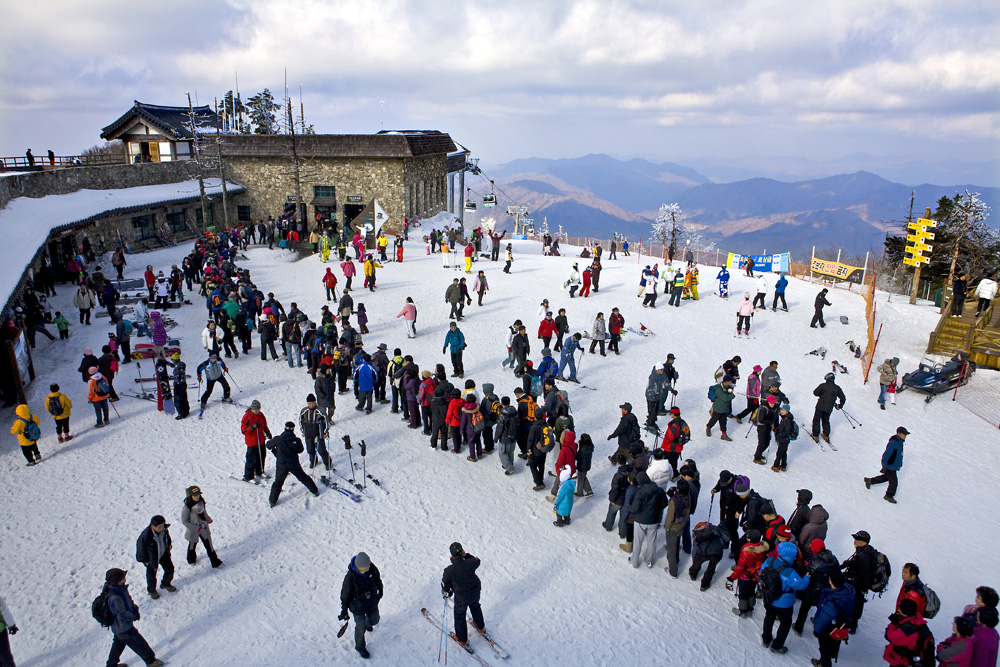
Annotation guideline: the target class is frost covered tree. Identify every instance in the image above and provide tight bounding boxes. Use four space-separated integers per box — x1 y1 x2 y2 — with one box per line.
246 89 280 134
653 203 687 254
942 191 997 311
480 216 497 235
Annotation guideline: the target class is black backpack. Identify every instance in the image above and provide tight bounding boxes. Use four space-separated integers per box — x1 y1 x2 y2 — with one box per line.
758 559 790 605
92 590 115 628
47 395 63 417
869 550 892 594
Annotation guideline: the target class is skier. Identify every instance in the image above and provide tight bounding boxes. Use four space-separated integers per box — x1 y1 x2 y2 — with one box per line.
240 400 272 482
810 373 845 444
716 266 731 298
45 383 73 442
443 322 466 378
810 289 831 328
180 486 222 567
135 515 177 599
864 426 909 504
736 292 754 337
745 255 756 277
668 269 684 307
196 353 231 410
441 543 487 651
100 569 164 667
266 422 320 507
772 273 788 311
736 365 762 423
300 394 331 470
752 275 768 309
339 552 383 659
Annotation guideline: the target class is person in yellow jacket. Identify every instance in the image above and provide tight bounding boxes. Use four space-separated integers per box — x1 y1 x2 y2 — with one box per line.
363 254 383 292
377 232 389 262
690 266 700 300
10 404 42 466
309 228 321 253
319 231 332 262
45 382 74 442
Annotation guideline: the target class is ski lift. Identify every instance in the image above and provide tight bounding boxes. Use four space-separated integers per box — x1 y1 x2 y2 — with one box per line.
483 194 496 207
465 200 477 211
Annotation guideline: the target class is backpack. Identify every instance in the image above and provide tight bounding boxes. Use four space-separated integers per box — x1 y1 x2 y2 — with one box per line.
47 395 63 417
869 550 892 595
471 410 485 433
707 385 717 401
922 584 941 619
92 590 115 628
122 319 134 335
96 378 111 396
539 425 557 453
674 419 691 445
758 560 790 605
523 396 537 422
555 389 570 414
530 374 543 397
789 421 799 441
20 417 41 442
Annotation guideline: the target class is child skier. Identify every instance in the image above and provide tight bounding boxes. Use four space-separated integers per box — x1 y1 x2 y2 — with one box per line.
716 267 730 299
736 292 754 337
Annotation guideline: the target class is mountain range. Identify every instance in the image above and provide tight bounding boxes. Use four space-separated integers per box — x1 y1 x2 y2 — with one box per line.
473 154 999 257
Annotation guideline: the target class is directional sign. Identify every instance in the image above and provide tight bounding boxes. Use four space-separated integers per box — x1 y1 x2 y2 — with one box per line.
917 218 938 227
903 256 920 266
913 242 933 253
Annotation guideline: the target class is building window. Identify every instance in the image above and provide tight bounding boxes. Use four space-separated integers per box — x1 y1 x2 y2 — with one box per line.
132 215 155 241
195 204 215 228
313 185 336 199
238 205 251 222
166 211 186 234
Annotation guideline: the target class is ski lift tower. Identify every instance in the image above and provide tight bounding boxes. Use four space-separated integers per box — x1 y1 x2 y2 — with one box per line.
507 206 529 236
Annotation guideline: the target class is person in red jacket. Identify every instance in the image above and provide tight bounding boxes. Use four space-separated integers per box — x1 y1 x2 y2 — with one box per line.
538 312 558 349
144 265 156 301
445 388 464 453
322 268 338 302
580 267 592 297
884 598 934 666
608 308 625 355
659 406 687 478
240 400 272 482
547 430 578 499
896 563 929 618
728 528 769 618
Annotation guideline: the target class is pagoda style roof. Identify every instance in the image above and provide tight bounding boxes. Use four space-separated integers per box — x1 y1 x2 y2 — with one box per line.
101 101 221 141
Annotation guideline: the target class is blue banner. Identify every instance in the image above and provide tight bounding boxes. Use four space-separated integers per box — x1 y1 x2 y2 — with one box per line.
727 252 791 273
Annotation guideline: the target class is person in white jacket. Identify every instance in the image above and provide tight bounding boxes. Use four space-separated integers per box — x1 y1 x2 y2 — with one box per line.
736 292 755 337
975 271 998 316
642 274 658 308
537 300 550 324
202 321 222 356
647 449 674 489
565 264 581 298
752 275 767 309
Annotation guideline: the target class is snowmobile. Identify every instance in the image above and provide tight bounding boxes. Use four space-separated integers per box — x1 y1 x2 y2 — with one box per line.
898 352 975 403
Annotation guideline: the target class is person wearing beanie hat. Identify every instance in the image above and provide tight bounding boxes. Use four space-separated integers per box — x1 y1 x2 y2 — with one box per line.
240 401 272 482
266 419 319 507
864 427 908 504
87 370 111 427
136 515 177 599
799 504 830 548
339 552 383 659
707 374 736 441
811 287 832 328
171 352 190 420
736 364 763 424
884 597 935 666
181 486 222 568
752 394 781 465
100 568 164 667
787 489 814 541
728 527 769 618
441 543 486 650
299 393 331 471
460 393 484 461
553 465 576 527
771 402 796 472
711 470 744 559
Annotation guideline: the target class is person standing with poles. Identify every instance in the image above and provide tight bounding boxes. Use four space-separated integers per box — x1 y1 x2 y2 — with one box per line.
196 352 231 411
864 426 909 504
810 372 845 445
442 542 488 651
339 551 383 659
300 393 332 471
240 400 272 483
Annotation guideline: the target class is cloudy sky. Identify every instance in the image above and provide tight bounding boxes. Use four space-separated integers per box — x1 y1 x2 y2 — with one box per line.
1 0 997 182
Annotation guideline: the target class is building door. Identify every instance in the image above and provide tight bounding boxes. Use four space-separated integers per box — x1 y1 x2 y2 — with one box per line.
148 142 160 162
343 204 365 235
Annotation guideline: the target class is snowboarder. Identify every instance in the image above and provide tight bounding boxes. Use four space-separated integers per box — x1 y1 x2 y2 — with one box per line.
864 426 909 504
135 515 176 599
810 289 831 328
240 400 272 482
441 543 487 651
100 568 164 667
810 373 845 444
716 267 731 299
266 422 320 507
180 486 222 568
196 353 231 409
339 552 383 659
172 353 190 419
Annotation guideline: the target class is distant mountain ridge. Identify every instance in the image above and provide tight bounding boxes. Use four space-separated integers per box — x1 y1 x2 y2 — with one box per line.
477 155 998 256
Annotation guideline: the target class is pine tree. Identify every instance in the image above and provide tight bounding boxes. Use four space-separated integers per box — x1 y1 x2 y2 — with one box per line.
246 89 280 134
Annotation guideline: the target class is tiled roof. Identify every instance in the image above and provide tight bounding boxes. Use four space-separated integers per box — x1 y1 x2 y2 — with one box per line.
101 101 221 141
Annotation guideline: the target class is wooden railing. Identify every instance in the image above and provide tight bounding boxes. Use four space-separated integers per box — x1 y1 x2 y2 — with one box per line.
0 154 126 170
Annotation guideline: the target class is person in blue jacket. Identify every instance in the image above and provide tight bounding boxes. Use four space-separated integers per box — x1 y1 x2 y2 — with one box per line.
716 267 730 299
443 322 466 378
864 426 908 504
196 353 231 409
553 466 576 527
353 353 378 414
772 273 789 311
760 541 811 654
811 570 856 667
102 568 164 667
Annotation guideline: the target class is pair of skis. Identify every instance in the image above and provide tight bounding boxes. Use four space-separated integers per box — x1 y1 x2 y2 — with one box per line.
421 604 509 664
802 423 838 451
318 476 363 502
326 465 375 499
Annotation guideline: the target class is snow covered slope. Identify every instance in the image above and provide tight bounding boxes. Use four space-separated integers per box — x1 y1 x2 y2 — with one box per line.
2 234 998 666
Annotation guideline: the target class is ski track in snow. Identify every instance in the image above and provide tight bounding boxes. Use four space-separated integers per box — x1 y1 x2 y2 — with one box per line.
2 230 999 666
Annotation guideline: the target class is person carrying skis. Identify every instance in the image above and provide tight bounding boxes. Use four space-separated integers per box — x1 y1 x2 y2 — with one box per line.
810 289 831 328
300 394 331 470
772 273 788 311
864 426 908 504
266 422 320 507
736 292 754 337
100 569 164 667
442 542 487 651
180 486 222 568
339 552 383 659
716 266 731 298
810 373 845 444
196 353 231 410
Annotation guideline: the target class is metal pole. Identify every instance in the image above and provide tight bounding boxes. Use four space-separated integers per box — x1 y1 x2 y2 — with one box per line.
810 246 815 283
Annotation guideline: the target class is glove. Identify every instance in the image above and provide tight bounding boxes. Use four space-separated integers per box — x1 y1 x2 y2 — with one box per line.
725 580 734 591
443 590 453 599
442 348 446 354
8 625 17 635
197 376 203 382
338 610 349 621
671 388 678 395
835 405 842 410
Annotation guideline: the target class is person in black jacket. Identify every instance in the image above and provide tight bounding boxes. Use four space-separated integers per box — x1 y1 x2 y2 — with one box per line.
840 530 879 633
752 395 780 464
430 376 454 451
267 422 320 507
314 365 337 424
711 470 746 559
442 543 486 648
299 394 331 470
689 521 730 590
627 472 667 568
102 568 164 667
810 373 846 443
794 538 841 636
135 516 176 599
602 454 633 536
787 489 813 541
339 552 383 659
511 325 530 377
607 403 641 462
810 289 831 328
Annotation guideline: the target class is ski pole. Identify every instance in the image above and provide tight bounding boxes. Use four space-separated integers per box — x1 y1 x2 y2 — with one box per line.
708 493 715 522
744 420 754 439
226 370 242 392
344 435 355 482
841 408 862 427
438 597 447 662
838 409 856 429
109 399 122 419
360 440 367 489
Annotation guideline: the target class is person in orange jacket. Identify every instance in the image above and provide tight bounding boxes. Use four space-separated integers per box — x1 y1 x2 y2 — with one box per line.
88 369 111 427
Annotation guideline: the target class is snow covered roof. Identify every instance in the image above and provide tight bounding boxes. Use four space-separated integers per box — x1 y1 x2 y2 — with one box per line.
101 101 223 141
0 178 243 314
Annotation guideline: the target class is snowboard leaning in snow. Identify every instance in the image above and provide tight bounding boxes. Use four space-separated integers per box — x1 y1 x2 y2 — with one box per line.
446 598 509 658
420 607 493 667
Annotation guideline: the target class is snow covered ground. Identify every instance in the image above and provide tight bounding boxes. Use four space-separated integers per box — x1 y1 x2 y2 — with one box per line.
2 232 998 666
